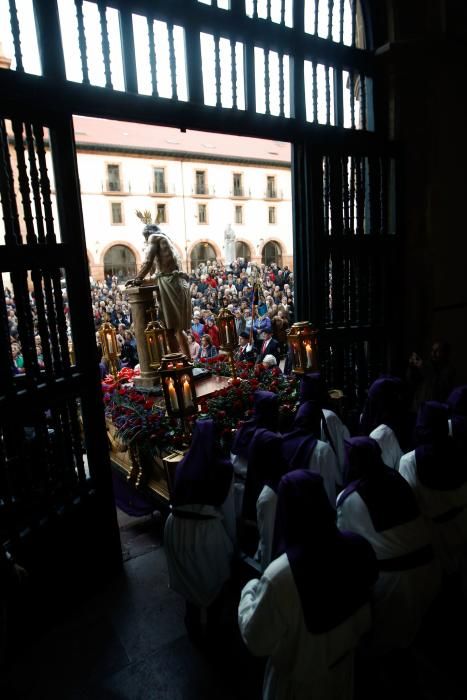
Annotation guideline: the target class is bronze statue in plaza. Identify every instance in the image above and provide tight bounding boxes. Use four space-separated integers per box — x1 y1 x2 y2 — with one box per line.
126 224 191 357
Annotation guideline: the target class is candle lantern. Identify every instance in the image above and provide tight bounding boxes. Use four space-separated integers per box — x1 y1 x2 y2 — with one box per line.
287 321 319 375
158 352 197 417
98 321 120 378
217 307 238 351
144 319 169 369
216 307 238 377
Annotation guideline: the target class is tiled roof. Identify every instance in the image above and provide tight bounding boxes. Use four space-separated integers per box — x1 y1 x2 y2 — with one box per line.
72 115 291 164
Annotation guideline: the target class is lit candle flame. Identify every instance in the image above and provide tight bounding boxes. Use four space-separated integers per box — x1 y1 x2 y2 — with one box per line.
167 378 179 411
182 377 193 408
305 343 313 369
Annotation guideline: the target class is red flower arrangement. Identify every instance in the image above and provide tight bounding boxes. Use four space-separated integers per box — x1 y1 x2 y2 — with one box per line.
102 370 189 454
103 362 298 453
198 361 299 439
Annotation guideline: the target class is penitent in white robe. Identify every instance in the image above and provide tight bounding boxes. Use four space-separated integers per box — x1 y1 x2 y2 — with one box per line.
255 485 278 572
337 490 441 652
322 409 350 483
164 479 236 608
399 451 467 575
369 424 403 471
239 554 371 700
309 441 341 507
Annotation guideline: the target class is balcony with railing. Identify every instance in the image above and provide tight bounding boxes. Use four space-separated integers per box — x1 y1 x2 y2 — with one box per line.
102 180 131 195
264 187 283 200
149 183 177 197
230 186 251 199
192 184 215 197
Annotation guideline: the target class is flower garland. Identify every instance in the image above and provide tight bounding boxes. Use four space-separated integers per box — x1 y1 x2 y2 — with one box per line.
197 360 299 438
102 368 189 454
103 363 299 454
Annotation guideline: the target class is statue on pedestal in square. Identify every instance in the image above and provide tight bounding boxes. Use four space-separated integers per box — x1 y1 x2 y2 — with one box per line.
224 224 236 267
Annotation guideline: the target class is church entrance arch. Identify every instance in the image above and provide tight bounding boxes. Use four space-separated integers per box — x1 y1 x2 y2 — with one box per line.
262 241 283 267
103 245 137 281
190 242 217 270
0 0 395 591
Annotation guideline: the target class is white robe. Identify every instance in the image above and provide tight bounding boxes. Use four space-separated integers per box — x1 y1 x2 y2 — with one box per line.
369 424 403 471
239 554 371 700
337 490 441 652
309 441 341 507
255 485 278 572
164 480 236 608
322 409 350 482
399 450 467 575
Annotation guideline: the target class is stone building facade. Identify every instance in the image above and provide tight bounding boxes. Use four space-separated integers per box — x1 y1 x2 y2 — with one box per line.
71 116 293 280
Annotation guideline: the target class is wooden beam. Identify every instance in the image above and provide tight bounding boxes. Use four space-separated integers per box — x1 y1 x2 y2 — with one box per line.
0 70 391 154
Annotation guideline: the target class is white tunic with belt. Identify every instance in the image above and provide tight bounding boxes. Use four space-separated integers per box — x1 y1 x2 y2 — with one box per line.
239 554 371 700
399 450 467 575
369 424 403 471
164 480 236 608
337 489 440 651
309 441 341 507
322 409 350 482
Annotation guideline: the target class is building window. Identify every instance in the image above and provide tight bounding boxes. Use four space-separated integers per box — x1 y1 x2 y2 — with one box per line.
235 205 243 224
195 170 207 195
111 202 123 224
198 203 208 224
156 203 167 224
266 175 277 199
106 164 121 192
153 167 166 193
233 172 243 197
268 206 276 224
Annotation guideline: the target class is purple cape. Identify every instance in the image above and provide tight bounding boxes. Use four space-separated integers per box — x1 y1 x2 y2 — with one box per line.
452 415 467 444
414 401 466 490
447 385 467 416
273 470 378 634
173 419 233 507
360 376 406 446
299 373 329 405
338 436 419 532
242 428 284 521
282 400 320 470
231 390 278 459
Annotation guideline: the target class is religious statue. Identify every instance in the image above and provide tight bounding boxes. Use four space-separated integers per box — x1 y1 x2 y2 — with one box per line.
224 224 236 266
126 224 191 357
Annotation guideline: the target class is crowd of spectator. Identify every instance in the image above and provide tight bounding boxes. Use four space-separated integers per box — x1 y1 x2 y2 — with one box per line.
186 258 294 363
6 259 295 375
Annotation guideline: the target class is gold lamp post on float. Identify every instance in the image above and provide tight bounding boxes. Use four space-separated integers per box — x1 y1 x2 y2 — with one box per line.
144 313 169 371
159 353 197 431
287 321 319 375
99 320 120 378
216 307 238 377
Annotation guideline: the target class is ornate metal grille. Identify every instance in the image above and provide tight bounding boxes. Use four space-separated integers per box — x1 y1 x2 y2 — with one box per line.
2 1 372 133
0 113 120 568
293 145 399 415
0 0 398 568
